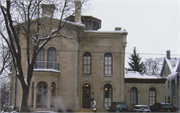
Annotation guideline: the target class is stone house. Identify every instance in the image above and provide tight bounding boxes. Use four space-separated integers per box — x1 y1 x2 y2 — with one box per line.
160 50 180 109
124 70 166 109
9 2 127 112
8 2 169 112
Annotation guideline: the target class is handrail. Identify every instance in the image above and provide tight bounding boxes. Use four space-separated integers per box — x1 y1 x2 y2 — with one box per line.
34 61 59 70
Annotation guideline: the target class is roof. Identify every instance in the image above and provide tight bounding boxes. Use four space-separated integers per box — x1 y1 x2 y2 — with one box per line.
15 16 85 29
125 70 166 83
125 71 163 79
165 57 180 73
164 57 180 81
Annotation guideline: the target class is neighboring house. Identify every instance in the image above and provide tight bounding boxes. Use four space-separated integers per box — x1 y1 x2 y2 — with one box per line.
124 70 166 108
160 50 180 109
8 2 128 112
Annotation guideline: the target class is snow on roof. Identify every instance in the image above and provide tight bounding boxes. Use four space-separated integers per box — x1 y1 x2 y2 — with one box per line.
34 69 60 73
165 57 180 73
65 20 85 27
167 72 178 81
125 71 163 79
84 29 128 34
165 57 180 81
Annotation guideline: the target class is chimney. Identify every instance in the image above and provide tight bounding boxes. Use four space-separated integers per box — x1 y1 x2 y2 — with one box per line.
74 1 81 23
115 27 121 31
166 50 171 59
41 4 55 17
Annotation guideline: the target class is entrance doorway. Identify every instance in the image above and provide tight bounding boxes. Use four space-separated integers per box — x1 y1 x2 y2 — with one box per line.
83 83 91 108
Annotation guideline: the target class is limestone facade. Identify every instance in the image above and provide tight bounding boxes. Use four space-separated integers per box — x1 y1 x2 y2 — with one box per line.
9 13 128 111
8 3 167 112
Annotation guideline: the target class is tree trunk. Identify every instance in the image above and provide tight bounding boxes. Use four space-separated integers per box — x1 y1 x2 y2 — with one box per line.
20 85 29 112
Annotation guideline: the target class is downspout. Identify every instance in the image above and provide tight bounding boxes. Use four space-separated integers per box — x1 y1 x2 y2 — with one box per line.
77 35 80 97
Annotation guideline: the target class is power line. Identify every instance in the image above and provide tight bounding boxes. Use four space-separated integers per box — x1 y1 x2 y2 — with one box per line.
57 49 180 56
125 53 180 56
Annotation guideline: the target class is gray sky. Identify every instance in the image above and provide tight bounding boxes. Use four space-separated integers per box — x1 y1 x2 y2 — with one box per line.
83 0 179 67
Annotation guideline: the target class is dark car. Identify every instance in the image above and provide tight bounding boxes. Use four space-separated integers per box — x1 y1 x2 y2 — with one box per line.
130 105 151 112
108 102 129 112
150 102 176 112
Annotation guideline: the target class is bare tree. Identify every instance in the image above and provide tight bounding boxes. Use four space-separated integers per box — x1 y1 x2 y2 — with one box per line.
1 77 10 111
144 58 163 76
0 39 11 76
0 0 87 111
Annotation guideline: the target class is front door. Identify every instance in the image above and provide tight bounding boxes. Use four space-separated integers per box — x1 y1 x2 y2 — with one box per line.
83 83 91 108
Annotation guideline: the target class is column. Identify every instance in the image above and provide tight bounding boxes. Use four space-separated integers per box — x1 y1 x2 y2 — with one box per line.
47 86 51 109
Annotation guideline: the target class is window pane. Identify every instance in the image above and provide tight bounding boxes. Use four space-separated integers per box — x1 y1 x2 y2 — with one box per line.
149 88 156 104
104 53 112 75
83 52 91 75
131 87 137 105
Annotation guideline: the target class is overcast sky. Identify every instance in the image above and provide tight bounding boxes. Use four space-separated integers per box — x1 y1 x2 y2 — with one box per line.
83 0 179 67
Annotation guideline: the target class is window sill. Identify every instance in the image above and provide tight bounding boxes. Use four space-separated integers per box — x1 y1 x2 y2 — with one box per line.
82 74 91 77
104 75 113 77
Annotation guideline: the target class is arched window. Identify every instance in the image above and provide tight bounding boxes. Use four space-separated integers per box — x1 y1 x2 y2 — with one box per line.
51 82 56 108
37 81 47 108
31 82 34 108
104 84 112 108
104 53 112 75
35 49 44 68
83 52 91 75
149 87 156 105
48 47 56 69
130 87 138 105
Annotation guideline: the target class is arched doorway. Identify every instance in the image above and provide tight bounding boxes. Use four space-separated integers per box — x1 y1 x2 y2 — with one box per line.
104 84 112 108
83 83 91 108
36 81 47 108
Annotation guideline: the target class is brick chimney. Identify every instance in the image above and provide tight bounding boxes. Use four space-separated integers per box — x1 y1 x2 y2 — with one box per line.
166 50 171 59
115 27 121 31
41 4 55 17
74 1 81 23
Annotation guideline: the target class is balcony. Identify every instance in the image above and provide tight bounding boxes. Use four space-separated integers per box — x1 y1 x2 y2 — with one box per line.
34 61 59 70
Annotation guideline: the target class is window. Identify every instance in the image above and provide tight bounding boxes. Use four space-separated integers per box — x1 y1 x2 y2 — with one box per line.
149 87 156 105
104 84 112 108
104 53 112 75
130 87 138 105
177 76 179 89
173 88 175 97
167 81 170 90
51 82 56 108
83 52 91 75
48 47 56 69
35 49 44 68
37 81 47 108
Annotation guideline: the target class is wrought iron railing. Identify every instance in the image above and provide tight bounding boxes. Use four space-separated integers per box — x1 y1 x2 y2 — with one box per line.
34 61 59 70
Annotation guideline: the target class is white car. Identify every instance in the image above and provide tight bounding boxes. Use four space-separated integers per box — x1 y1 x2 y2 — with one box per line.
130 105 151 112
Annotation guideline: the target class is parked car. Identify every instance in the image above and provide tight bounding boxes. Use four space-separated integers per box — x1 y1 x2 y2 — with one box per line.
108 102 129 112
130 105 151 112
150 102 176 112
